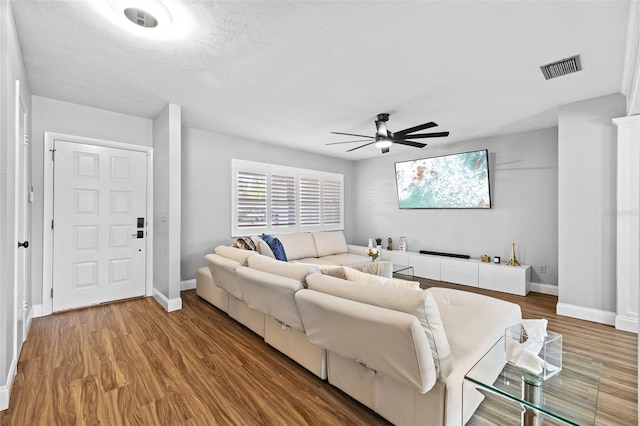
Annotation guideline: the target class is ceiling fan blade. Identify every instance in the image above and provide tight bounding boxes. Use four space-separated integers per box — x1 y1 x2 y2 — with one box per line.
392 140 427 148
326 139 376 145
381 146 390 154
330 132 375 139
346 141 376 152
394 122 438 136
399 131 450 139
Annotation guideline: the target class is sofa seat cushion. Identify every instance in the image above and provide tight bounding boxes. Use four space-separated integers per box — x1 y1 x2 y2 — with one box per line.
428 287 522 426
306 273 453 379
320 253 371 266
274 232 318 261
312 231 349 257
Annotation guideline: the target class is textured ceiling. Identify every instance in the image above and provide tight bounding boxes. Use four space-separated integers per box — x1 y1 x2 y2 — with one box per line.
12 0 630 160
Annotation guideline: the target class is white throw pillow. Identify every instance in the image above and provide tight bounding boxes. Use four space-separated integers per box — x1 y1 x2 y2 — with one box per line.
343 267 420 290
256 239 276 259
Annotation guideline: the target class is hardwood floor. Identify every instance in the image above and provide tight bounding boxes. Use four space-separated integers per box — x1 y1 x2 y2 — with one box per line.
1 282 636 425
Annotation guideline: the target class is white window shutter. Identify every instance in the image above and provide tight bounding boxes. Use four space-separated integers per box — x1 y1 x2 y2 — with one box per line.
300 175 321 230
271 173 296 230
235 170 267 233
322 177 343 231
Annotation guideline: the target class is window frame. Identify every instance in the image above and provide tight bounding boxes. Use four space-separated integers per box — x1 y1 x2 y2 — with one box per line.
231 159 344 237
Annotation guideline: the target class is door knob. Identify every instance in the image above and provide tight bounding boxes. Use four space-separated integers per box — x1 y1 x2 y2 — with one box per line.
18 241 29 248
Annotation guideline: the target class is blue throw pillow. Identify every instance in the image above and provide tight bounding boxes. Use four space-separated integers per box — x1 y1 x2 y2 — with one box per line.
261 234 287 261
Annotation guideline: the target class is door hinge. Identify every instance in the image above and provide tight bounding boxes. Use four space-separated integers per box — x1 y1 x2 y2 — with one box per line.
51 220 54 229
50 288 53 298
50 148 56 161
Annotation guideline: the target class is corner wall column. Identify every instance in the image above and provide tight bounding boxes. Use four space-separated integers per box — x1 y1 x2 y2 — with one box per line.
613 115 640 333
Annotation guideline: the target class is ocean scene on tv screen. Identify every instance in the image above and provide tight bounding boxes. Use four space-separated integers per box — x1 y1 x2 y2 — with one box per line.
395 150 491 209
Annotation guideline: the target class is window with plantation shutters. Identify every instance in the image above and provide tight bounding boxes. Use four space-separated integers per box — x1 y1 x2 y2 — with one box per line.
232 159 343 236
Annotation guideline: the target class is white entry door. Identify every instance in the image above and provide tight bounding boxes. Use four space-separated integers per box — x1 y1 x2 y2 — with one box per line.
52 141 147 312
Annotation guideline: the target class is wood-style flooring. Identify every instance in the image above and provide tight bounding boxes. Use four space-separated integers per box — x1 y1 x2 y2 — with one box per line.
1 280 637 425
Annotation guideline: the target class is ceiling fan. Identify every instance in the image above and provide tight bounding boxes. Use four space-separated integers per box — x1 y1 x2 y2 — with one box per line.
327 113 449 154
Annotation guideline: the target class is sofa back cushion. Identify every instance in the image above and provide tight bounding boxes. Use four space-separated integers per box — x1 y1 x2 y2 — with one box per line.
274 232 318 260
215 245 257 265
248 254 319 284
312 231 348 257
206 253 244 299
306 272 453 379
296 289 437 393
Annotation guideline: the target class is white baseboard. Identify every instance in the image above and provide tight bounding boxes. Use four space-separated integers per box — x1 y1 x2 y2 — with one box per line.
530 282 558 296
181 278 196 291
32 304 43 318
615 315 639 333
152 288 182 312
556 302 616 326
0 355 18 411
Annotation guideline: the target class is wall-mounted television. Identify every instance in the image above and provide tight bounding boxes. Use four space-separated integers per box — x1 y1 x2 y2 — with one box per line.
394 149 491 209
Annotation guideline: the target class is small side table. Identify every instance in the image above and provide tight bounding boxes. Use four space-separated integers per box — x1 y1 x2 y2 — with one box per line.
464 335 602 425
392 264 414 280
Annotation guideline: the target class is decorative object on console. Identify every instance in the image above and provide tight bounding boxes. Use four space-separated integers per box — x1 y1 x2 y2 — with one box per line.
368 238 373 248
493 256 501 264
387 237 393 251
375 237 382 246
399 236 406 251
480 255 490 262
365 247 379 262
506 242 521 266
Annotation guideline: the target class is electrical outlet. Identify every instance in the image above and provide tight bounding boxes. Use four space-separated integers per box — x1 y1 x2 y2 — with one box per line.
540 265 547 274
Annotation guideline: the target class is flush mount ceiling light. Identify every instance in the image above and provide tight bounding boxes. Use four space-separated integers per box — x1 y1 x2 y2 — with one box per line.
108 0 172 30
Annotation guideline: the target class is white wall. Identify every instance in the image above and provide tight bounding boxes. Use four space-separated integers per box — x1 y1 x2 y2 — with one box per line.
180 127 356 280
30 96 152 306
152 104 181 303
352 127 559 288
558 93 626 317
1 0 32 410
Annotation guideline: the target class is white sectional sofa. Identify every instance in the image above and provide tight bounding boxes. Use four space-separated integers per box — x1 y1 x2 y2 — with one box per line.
196 231 522 425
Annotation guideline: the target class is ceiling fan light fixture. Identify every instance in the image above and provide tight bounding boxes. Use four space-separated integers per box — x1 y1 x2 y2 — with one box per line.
375 139 393 149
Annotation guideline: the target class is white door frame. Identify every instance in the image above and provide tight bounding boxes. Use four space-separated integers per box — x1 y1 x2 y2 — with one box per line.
14 80 29 348
42 132 154 316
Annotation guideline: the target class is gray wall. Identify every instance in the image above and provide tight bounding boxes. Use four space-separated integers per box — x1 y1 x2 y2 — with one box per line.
180 127 356 280
30 96 152 305
352 127 559 287
558 93 626 313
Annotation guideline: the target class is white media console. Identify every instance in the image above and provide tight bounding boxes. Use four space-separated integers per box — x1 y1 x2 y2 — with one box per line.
380 249 531 296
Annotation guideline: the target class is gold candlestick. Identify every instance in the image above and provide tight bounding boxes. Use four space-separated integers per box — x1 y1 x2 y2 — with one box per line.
506 242 521 266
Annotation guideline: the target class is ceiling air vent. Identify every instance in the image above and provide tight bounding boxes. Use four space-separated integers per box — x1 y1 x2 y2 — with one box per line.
540 55 582 80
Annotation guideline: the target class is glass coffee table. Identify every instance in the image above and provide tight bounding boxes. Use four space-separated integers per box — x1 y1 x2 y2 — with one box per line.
464 335 602 425
392 264 414 280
